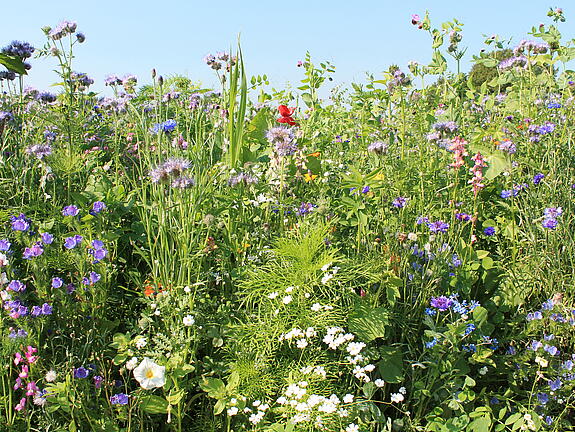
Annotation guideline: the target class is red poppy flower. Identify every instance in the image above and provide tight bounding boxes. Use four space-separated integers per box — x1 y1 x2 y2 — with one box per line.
277 105 297 126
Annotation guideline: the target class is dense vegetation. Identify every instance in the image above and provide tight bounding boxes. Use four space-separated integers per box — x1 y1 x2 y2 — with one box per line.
1 8 575 432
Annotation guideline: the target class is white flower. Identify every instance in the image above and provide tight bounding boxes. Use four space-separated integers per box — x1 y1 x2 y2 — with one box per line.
296 339 308 349
391 393 404 403
321 262 332 272
398 386 406 395
45 370 57 382
535 356 548 367
227 407 238 416
276 396 287 405
133 357 166 390
285 286 294 293
407 232 418 241
0 253 9 267
311 303 322 312
183 315 195 326
268 291 279 299
154 309 161 316
125 357 139 370
135 337 147 349
345 423 359 432
343 394 354 403
478 366 488 375
0 272 8 285
282 295 292 304
374 379 385 387
183 285 191 293
321 273 334 284
338 408 349 417
346 342 366 356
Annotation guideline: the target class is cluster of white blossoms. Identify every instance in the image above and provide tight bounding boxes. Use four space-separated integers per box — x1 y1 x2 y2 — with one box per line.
279 327 318 349
276 381 356 426
320 262 340 285
300 365 327 379
310 302 334 312
268 285 299 306
226 398 270 426
390 386 407 403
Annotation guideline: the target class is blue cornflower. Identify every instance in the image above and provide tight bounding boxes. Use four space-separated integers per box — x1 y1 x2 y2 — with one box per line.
483 227 496 236
424 307 436 316
500 190 515 199
547 102 561 109
427 220 449 233
533 173 545 185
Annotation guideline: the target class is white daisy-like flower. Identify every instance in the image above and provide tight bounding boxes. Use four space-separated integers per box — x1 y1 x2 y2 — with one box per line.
282 295 292 304
183 315 195 326
268 291 279 299
345 423 359 432
343 394 354 403
133 357 166 390
227 407 239 416
296 339 308 349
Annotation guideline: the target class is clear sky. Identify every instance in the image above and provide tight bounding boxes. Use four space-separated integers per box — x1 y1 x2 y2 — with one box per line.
1 1 572 95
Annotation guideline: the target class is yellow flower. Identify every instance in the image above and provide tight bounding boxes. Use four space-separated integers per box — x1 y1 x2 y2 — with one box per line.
304 173 318 183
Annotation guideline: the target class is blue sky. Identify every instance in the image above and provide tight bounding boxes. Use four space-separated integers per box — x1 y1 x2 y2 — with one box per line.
2 1 571 95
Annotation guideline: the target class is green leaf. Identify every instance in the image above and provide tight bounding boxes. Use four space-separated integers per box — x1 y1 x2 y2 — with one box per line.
0 53 27 75
200 378 226 399
467 416 491 432
166 389 185 405
226 371 240 391
485 154 511 180
139 395 169 414
301 92 314 107
348 302 389 341
377 347 403 383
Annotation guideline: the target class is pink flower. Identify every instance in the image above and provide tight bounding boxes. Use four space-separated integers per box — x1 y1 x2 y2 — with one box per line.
14 352 23 366
25 346 37 364
26 381 38 397
14 397 26 412
19 365 29 379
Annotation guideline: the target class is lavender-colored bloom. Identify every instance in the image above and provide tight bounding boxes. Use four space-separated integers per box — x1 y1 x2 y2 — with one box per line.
10 214 31 232
562 360 574 371
23 243 44 259
500 190 514 199
38 92 57 103
74 367 89 379
416 216 430 225
90 201 106 215
498 139 516 154
483 227 495 236
62 205 79 217
361 186 370 194
48 21 77 40
392 197 408 208
110 393 129 405
66 283 76 294
8 280 26 292
367 141 388 154
498 55 528 70
548 378 562 390
537 393 549 405
430 296 454 311
93 375 104 388
70 72 94 89
52 277 63 288
0 111 14 122
31 306 42 317
432 121 458 134
151 119 177 134
530 340 543 351
171 176 195 189
544 207 563 218
0 239 10 251
427 220 449 233
64 235 83 249
89 271 100 284
1 41 35 59
455 213 471 221
25 144 52 160
544 345 559 356
533 173 545 185
41 303 53 315
542 218 558 229
40 233 54 245
228 172 258 187
451 254 462 268
297 202 315 216
266 126 296 154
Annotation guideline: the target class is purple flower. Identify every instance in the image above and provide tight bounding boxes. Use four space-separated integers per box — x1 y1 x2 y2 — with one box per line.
52 277 63 288
41 303 53 315
90 201 106 215
392 197 408 208
483 227 496 236
64 235 83 249
548 378 562 390
430 296 454 311
22 243 44 259
66 283 76 294
544 207 562 218
8 280 26 292
31 306 42 317
530 340 543 351
538 393 549 405
88 240 108 263
533 173 545 185
297 202 315 216
500 190 514 199
427 220 449 233
151 119 177 134
0 239 11 251
544 345 559 356
74 367 89 379
62 205 79 217
40 233 54 245
542 218 558 229
93 375 104 389
10 214 31 232
110 393 129 405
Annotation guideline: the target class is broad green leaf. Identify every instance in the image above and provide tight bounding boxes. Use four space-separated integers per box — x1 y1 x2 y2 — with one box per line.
377 346 403 383
348 302 389 341
0 53 26 75
139 395 169 414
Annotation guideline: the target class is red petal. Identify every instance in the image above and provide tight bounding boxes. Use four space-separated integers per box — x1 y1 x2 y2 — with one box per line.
278 105 291 117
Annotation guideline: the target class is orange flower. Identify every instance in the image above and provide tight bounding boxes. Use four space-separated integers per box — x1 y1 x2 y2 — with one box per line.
144 286 155 297
307 151 321 158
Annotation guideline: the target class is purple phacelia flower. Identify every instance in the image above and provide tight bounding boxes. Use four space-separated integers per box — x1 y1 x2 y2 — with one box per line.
64 235 83 249
62 205 79 217
430 296 454 311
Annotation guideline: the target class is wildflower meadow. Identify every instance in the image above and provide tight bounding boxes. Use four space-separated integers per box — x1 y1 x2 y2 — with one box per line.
2 7 575 432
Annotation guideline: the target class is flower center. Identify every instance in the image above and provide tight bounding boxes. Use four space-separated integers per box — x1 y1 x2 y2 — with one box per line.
145 369 154 379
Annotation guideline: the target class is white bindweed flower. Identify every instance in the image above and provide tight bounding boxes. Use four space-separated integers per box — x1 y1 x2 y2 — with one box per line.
133 357 166 390
183 315 195 326
391 392 404 403
125 357 139 370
